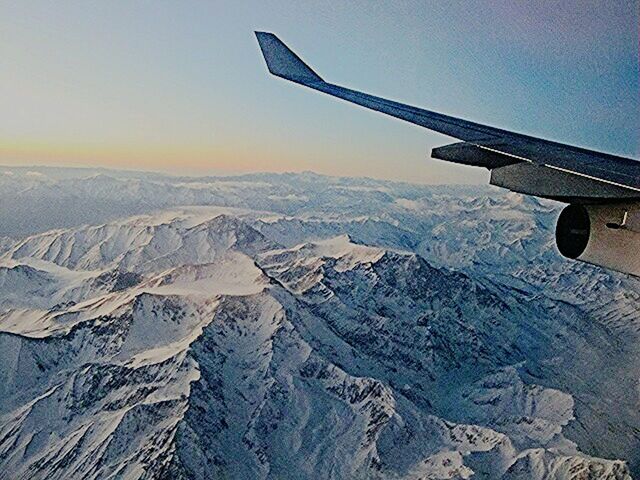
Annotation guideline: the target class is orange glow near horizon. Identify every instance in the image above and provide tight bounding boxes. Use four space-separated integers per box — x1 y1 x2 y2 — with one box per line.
0 140 309 175
0 137 492 184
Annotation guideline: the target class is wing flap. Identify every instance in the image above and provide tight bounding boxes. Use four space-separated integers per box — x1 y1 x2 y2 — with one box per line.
431 142 521 168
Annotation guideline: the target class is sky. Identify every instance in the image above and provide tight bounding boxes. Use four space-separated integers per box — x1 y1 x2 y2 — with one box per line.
1 0 638 184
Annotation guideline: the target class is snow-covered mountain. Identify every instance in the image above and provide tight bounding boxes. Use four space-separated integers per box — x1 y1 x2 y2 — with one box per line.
0 168 638 479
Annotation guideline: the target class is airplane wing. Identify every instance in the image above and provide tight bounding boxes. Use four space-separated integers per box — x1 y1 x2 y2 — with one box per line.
255 32 640 194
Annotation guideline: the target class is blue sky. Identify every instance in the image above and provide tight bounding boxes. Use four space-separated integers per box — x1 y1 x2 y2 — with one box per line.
1 1 638 183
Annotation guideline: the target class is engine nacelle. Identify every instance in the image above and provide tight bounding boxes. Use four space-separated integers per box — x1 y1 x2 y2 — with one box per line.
555 203 640 276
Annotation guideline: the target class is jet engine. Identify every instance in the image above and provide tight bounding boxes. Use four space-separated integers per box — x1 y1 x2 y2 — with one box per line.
555 203 640 276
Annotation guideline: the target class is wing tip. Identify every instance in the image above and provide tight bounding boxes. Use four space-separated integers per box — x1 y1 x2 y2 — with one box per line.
255 31 323 84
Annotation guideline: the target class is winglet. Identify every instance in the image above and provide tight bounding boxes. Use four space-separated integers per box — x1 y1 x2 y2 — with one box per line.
255 32 324 85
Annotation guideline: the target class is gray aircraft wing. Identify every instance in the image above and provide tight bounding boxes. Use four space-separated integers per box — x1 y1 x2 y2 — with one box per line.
255 32 640 194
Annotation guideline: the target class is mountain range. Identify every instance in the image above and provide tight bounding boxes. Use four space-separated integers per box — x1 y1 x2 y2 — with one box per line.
0 167 638 479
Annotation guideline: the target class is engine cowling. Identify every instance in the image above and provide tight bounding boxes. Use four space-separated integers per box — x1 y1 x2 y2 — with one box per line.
555 203 640 276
